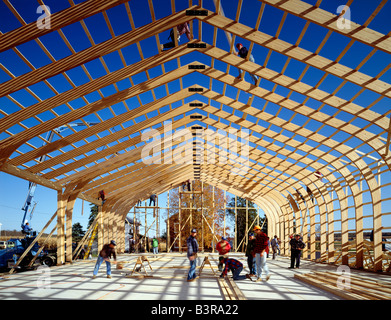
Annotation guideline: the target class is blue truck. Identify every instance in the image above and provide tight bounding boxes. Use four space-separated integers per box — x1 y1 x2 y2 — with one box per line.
0 236 40 270
0 235 57 271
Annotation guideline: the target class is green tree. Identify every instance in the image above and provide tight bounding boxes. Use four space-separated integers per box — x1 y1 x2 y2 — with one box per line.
226 197 267 251
88 204 98 229
72 222 85 243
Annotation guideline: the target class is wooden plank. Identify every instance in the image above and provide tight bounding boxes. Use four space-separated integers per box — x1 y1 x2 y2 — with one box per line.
0 6 198 98
258 0 391 54
197 9 391 98
294 273 367 300
0 0 129 53
0 65 193 167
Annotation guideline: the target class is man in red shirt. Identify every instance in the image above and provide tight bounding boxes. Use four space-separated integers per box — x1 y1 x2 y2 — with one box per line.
216 237 231 271
253 225 271 282
219 257 243 280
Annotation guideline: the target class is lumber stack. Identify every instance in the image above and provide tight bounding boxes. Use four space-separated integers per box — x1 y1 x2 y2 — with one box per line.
218 277 247 300
295 271 391 300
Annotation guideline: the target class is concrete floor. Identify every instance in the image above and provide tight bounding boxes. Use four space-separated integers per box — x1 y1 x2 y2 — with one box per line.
0 253 385 300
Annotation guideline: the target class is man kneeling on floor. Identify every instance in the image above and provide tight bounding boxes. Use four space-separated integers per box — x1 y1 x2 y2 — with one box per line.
219 257 244 280
92 240 117 279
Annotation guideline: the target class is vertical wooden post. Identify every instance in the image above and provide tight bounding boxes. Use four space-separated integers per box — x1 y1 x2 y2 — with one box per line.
341 187 349 266
113 212 118 249
328 189 335 263
245 198 248 252
65 195 77 263
98 204 104 252
212 185 215 253
373 163 383 272
179 190 182 253
57 190 66 265
106 208 112 242
103 206 109 245
224 190 226 238
356 177 364 269
145 204 147 240
133 206 136 251
167 190 170 253
234 195 237 252
201 181 204 252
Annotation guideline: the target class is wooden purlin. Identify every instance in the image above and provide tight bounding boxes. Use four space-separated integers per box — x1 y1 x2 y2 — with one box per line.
0 6 199 98
8 87 194 168
102 165 194 209
0 0 129 53
0 64 195 168
9 62 386 183
0 43 197 136
258 0 391 55
54 113 196 186
35 103 194 180
195 58 388 133
83 137 198 205
2 55 388 181
197 8 391 99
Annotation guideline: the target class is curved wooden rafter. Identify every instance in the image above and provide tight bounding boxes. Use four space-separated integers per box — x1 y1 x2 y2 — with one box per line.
0 0 389 271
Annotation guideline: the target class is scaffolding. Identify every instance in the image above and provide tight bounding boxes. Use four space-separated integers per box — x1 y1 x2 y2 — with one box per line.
130 182 265 254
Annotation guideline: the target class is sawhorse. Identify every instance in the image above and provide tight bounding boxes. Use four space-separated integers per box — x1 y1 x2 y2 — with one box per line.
129 256 153 276
198 256 217 277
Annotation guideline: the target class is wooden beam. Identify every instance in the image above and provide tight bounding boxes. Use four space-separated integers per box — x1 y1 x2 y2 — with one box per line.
0 0 129 53
197 9 391 98
0 6 198 98
258 0 391 55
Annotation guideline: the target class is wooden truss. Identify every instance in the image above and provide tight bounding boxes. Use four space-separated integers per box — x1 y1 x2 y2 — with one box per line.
0 0 390 272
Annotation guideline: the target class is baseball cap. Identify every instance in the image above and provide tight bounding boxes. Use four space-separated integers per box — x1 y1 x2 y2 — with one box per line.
253 225 261 231
110 240 117 246
236 43 242 49
222 237 226 241
191 228 197 233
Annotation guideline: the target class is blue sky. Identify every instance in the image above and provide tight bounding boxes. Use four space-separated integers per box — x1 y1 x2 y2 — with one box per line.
0 0 391 236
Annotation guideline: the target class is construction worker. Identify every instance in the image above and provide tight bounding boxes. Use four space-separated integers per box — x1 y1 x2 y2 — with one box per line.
253 225 271 282
22 222 33 236
235 43 259 85
98 190 106 204
216 236 231 272
186 228 199 282
245 233 256 277
149 194 157 206
92 240 117 279
219 257 243 280
289 234 306 269
152 237 159 255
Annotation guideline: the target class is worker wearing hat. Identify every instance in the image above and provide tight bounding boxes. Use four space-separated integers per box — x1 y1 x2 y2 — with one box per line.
289 234 305 269
186 228 199 282
216 236 231 272
253 225 271 282
92 240 117 279
245 232 256 278
235 42 259 85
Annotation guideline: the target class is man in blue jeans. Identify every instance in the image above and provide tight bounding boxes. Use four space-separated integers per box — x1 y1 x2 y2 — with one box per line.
220 257 244 280
235 43 259 85
253 225 271 282
92 240 116 279
186 229 199 282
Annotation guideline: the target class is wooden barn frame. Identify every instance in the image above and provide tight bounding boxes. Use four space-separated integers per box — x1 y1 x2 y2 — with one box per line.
0 0 390 273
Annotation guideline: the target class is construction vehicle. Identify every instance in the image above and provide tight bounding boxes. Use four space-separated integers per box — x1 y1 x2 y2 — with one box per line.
0 122 99 271
0 237 41 270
